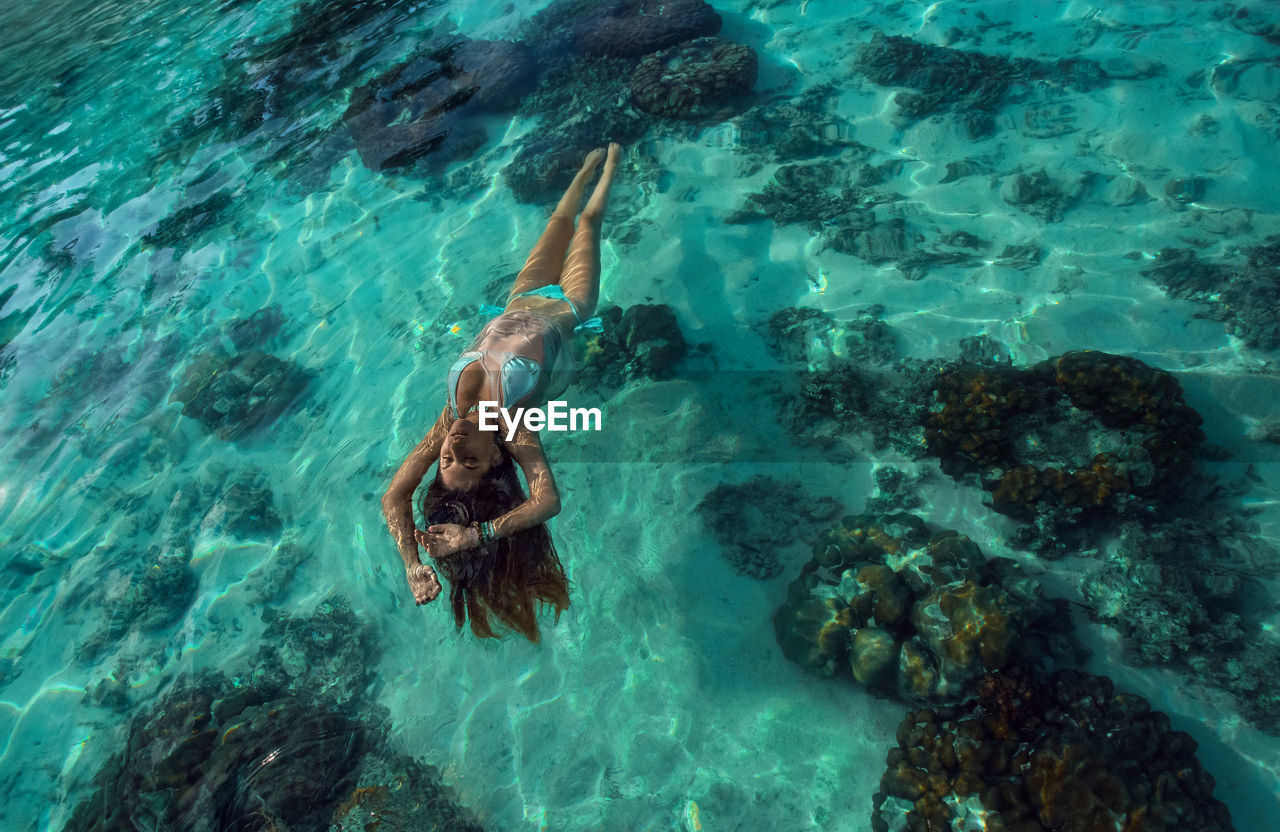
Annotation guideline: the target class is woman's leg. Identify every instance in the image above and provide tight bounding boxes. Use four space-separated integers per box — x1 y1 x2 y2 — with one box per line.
558 143 620 320
506 148 606 303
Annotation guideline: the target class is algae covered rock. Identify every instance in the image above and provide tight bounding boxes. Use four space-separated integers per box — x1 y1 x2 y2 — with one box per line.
630 37 757 119
871 668 1235 832
922 350 1205 541
1141 239 1280 351
172 347 311 441
572 303 689 390
773 514 1072 703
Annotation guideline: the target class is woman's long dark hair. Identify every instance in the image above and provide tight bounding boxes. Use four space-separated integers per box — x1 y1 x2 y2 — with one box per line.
419 437 570 642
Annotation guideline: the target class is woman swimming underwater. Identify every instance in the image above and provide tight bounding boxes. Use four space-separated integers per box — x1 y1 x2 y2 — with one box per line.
381 142 621 642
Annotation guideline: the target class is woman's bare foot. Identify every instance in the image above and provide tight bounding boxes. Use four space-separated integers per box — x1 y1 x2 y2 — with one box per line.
581 146 606 175
581 142 621 220
551 147 608 219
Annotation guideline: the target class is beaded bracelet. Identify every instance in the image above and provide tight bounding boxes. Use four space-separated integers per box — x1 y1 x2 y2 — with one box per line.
471 521 498 547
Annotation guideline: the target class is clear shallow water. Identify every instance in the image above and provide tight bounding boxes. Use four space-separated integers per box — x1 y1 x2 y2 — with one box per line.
2 0 1279 830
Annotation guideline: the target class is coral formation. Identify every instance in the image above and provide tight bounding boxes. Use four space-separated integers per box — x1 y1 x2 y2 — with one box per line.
863 466 927 514
871 667 1235 831
923 351 1205 525
774 358 878 455
827 217 973 280
730 84 863 161
69 595 484 832
1140 241 1280 351
172 347 312 441
218 467 283 538
630 37 757 119
760 305 897 368
140 191 236 255
1081 518 1280 733
508 2 756 202
774 514 1075 702
66 677 482 832
697 474 842 579
505 54 647 203
574 0 722 58
75 548 198 661
852 32 1105 136
260 595 375 706
770 329 935 456
726 155 896 230
332 754 486 832
571 303 689 390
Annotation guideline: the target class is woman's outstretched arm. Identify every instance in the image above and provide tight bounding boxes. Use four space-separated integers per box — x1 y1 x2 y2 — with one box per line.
382 404 451 602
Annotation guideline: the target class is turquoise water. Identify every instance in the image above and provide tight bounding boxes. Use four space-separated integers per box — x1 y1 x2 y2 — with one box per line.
2 0 1279 830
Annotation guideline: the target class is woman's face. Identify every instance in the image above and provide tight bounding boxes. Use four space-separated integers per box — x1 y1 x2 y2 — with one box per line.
439 417 502 491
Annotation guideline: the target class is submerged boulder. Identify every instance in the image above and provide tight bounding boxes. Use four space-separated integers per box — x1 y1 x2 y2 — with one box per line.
630 37 757 119
574 0 722 58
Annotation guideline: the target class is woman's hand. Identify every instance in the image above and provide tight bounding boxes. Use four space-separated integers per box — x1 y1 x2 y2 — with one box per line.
415 524 480 559
405 561 442 605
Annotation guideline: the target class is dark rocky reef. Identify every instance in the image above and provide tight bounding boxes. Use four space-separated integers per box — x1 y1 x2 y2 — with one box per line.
863 465 928 515
923 351 1205 540
774 513 1077 702
730 84 863 162
871 667 1234 831
140 191 237 257
697 475 842 579
771 342 934 457
727 156 898 231
827 217 975 280
156 0 425 185
1081 518 1280 733
1000 168 1082 223
75 548 198 662
66 679 370 832
343 38 538 171
218 467 284 539
505 0 755 203
726 157 982 279
759 305 898 367
571 303 689 390
852 31 1105 137
1140 241 1280 352
259 595 376 706
574 0 722 58
630 37 757 119
503 49 644 204
72 595 484 831
331 754 486 832
172 346 312 441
